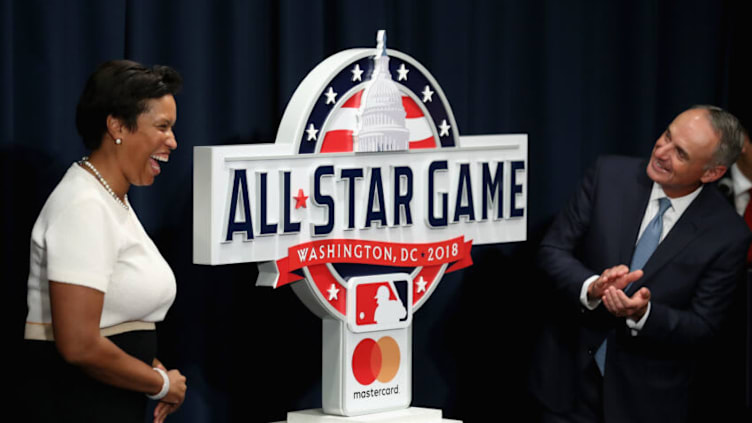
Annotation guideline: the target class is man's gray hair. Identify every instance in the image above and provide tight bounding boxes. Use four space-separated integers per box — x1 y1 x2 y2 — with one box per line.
690 105 745 168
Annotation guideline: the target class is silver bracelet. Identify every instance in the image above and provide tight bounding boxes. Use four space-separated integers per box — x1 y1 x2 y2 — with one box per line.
146 367 170 400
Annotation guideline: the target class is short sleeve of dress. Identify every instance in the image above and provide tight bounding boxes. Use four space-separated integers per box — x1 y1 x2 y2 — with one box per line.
45 199 119 293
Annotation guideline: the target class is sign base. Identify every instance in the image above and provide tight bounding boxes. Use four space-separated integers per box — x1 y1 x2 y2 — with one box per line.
275 407 462 423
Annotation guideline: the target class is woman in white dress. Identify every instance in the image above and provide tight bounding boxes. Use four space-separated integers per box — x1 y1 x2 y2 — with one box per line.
24 60 187 423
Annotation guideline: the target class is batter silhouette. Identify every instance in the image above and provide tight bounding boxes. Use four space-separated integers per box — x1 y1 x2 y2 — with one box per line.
373 285 407 324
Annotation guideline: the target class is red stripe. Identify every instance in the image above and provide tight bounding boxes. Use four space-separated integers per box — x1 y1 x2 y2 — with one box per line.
320 130 354 153
409 136 437 149
342 90 363 108
273 256 304 287
402 96 424 118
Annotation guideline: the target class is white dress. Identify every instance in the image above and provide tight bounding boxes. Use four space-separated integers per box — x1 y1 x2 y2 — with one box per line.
25 163 176 333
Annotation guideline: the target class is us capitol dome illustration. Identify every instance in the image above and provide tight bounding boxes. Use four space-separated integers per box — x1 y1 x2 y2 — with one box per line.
355 30 410 152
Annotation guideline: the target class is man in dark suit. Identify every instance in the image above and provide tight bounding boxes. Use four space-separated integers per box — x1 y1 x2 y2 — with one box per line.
529 106 751 423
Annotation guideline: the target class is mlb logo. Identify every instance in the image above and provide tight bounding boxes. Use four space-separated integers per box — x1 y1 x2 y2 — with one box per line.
347 273 412 333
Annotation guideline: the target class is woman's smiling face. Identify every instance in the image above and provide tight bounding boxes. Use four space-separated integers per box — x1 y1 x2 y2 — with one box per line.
117 94 177 187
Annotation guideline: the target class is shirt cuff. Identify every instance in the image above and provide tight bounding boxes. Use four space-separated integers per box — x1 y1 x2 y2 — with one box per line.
626 302 651 336
580 275 601 310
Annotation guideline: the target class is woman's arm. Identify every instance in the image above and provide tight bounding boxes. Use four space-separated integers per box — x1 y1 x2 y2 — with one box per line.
49 281 186 406
152 358 182 423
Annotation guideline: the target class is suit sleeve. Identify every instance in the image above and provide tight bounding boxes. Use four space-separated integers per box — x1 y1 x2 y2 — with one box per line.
538 159 601 309
640 231 751 346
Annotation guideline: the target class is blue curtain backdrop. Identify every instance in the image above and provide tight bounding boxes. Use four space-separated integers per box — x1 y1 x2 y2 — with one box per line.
3 1 751 422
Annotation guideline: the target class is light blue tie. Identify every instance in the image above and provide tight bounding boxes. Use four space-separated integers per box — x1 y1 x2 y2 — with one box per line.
594 197 671 375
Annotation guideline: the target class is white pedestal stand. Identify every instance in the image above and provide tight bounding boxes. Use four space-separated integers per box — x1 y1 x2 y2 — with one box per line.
273 407 462 423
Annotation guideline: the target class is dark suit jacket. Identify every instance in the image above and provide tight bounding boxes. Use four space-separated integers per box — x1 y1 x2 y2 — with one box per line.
705 170 752 420
529 156 751 423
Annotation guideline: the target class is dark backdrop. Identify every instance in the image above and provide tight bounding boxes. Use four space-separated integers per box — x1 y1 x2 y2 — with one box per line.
3 1 751 422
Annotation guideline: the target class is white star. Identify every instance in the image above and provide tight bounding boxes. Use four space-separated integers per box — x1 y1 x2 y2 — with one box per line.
324 87 337 105
439 119 451 137
397 63 409 81
306 123 319 141
415 276 428 293
351 64 364 82
421 85 434 102
327 283 340 301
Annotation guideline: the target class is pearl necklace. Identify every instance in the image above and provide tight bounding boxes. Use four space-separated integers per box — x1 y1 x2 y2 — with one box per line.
79 157 129 211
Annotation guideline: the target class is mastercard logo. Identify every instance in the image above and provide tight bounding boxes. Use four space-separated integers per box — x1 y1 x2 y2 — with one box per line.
351 336 400 385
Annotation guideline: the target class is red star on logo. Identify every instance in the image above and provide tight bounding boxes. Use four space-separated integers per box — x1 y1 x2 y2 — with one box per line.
293 189 309 209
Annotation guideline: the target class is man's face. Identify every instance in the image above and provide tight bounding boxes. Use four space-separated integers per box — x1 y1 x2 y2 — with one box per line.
646 109 725 198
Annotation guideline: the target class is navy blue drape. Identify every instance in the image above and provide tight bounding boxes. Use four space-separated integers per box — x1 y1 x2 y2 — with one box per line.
4 1 751 422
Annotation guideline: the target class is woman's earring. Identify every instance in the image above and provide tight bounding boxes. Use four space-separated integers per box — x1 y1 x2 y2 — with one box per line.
115 138 122 145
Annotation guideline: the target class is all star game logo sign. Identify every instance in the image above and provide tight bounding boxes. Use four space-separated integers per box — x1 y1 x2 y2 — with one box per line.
193 31 527 418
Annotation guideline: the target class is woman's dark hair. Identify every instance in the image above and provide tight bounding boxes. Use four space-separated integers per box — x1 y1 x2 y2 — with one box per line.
75 60 183 150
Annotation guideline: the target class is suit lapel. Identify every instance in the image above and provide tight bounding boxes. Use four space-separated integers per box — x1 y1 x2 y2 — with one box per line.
618 162 653 266
629 186 712 291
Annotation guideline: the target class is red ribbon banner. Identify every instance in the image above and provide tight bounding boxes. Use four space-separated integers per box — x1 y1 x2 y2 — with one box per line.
274 236 473 287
